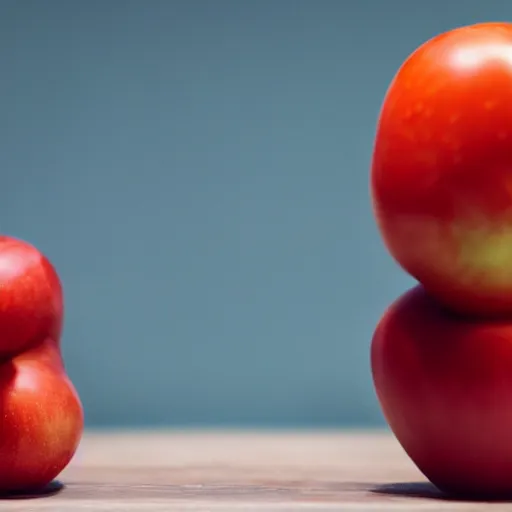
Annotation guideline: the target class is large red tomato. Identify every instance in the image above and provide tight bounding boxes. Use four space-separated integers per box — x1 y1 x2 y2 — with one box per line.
372 284 512 497
371 22 512 316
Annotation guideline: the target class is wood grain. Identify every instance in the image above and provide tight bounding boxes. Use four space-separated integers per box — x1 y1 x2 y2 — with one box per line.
0 430 507 510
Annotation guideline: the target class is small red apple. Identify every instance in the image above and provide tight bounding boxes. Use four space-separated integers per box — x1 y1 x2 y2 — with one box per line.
371 22 512 316
0 236 83 493
372 284 512 497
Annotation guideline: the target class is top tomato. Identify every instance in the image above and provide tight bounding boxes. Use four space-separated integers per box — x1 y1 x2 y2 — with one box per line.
371 22 512 317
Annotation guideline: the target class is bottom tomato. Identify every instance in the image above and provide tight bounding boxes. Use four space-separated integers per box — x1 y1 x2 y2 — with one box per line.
372 285 512 497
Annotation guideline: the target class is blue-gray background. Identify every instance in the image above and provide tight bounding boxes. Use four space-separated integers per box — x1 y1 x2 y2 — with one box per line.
0 1 504 428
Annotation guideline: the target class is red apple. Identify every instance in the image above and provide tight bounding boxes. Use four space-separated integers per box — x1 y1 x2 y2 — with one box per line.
0 236 83 493
372 284 512 497
371 22 512 316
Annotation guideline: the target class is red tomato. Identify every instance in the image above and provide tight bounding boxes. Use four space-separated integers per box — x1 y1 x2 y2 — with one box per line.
372 284 512 497
371 22 512 316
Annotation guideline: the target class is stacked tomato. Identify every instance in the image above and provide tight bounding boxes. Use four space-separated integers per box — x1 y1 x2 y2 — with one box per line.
371 22 512 498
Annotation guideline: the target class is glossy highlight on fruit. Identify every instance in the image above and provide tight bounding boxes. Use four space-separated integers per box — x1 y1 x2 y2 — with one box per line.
0 236 83 493
371 284 512 498
371 22 512 316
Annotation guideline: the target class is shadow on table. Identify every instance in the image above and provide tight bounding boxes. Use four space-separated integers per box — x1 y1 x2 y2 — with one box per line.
0 480 64 500
372 482 512 503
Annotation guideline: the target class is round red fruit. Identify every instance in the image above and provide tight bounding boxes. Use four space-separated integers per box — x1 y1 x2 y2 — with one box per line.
371 22 512 316
372 285 512 497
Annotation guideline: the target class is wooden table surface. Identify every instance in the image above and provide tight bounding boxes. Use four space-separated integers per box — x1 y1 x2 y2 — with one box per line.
1 430 509 511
